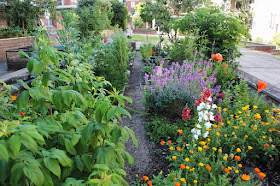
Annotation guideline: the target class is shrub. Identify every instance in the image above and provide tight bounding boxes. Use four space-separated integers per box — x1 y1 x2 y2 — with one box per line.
140 58 221 118
139 42 153 61
110 0 128 30
96 31 131 90
176 5 250 61
0 26 24 39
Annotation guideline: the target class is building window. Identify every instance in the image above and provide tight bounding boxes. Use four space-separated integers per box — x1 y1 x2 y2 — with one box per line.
131 2 135 8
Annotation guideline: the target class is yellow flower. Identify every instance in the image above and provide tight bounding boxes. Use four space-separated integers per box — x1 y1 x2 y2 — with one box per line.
207 138 211 142
170 147 174 150
254 113 261 119
186 166 190 169
262 136 266 139
245 135 248 138
236 148 241 153
194 180 198 184
253 127 257 130
223 156 227 161
180 178 186 183
235 170 239 174
185 158 190 162
265 110 269 113
238 111 242 114
223 108 227 111
243 123 246 127
224 134 227 137
253 106 258 109
172 156 176 160
228 167 232 170
248 146 253 150
199 141 206 146
12 96 17 101
190 168 195 171
272 108 276 112
212 124 217 128
199 163 204 167
160 171 163 174
198 147 203 152
227 121 231 124
217 107 221 110
189 150 194 154
230 114 234 117
235 115 239 119
212 147 217 151
234 126 238 130
216 132 220 137
238 164 242 168
247 114 250 117
266 122 269 126
218 149 222 153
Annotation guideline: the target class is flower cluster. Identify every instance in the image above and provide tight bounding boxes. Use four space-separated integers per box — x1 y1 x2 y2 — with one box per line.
182 108 191 120
191 89 217 140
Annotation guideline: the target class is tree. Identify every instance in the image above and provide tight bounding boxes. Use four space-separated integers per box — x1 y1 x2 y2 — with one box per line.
110 0 128 30
76 0 112 39
2 0 57 33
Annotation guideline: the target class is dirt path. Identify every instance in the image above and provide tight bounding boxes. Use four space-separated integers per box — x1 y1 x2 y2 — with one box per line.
122 51 155 184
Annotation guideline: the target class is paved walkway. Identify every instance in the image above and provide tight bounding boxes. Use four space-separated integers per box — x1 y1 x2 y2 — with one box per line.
237 47 280 103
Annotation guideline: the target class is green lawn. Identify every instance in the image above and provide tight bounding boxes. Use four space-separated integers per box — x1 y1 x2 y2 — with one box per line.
131 34 164 42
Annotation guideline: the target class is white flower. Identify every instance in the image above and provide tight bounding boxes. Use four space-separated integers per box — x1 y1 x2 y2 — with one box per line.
196 124 202 128
209 112 214 121
197 102 205 111
212 104 217 109
206 103 211 110
203 131 209 138
194 134 199 140
205 121 212 128
207 97 212 102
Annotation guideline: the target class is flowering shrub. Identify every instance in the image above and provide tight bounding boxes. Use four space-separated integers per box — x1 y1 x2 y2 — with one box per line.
140 58 221 117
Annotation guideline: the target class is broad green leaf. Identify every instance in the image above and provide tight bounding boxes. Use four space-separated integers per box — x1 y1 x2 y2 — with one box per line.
93 164 109 171
23 164 45 186
95 108 102 123
0 159 8 183
100 100 109 116
25 130 45 143
51 149 72 167
111 127 121 144
8 134 21 157
116 96 125 107
112 168 127 176
81 155 92 171
17 79 30 90
74 156 84 172
21 132 38 150
95 122 110 137
125 127 138 147
33 60 46 76
71 134 80 146
82 122 93 143
106 107 116 122
72 111 88 124
94 146 114 165
62 90 73 107
0 144 9 161
26 59 34 72
43 157 61 178
11 162 24 185
17 90 29 111
121 150 134 164
65 138 77 155
52 91 64 111
116 107 131 119
115 150 124 168
42 71 51 87
41 167 54 186
18 125 37 132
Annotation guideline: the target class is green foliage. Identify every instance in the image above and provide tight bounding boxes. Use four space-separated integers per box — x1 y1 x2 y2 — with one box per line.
0 27 137 185
2 0 57 33
132 3 145 29
139 42 153 61
0 26 24 39
110 0 128 30
145 116 187 143
176 5 250 60
96 31 131 90
76 0 112 39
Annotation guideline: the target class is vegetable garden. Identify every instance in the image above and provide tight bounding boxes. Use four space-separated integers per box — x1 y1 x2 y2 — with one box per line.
0 1 280 186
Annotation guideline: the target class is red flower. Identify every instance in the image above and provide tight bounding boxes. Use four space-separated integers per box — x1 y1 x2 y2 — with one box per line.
147 181 153 186
151 49 155 55
143 176 148 181
19 112 24 116
257 81 267 92
264 143 269 147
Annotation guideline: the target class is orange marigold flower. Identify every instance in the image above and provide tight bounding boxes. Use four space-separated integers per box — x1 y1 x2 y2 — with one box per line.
136 174 138 177
160 141 165 145
167 140 172 144
176 147 182 151
241 174 250 181
143 176 148 181
147 181 152 186
180 164 186 170
12 96 17 101
206 165 211 171
224 168 229 173
177 129 183 135
255 168 261 173
174 178 177 181
235 156 240 161
259 172 266 179
257 80 267 92
264 143 269 147
175 182 181 186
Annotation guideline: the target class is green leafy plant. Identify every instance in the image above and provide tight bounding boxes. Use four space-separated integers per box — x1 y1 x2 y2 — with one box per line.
139 42 153 61
110 0 128 30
